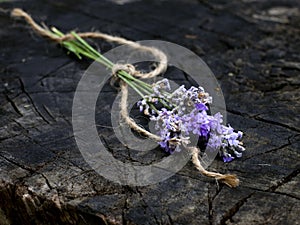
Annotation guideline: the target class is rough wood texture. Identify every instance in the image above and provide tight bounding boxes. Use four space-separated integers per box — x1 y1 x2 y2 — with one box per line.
0 0 299 224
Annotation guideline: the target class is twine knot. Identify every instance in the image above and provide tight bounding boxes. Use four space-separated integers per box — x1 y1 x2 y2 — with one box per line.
112 63 136 77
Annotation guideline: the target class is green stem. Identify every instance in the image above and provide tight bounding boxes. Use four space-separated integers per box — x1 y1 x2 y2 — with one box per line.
149 103 159 114
119 76 145 98
49 27 175 110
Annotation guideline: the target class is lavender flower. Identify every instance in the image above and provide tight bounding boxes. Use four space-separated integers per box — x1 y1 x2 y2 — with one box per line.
137 79 245 162
219 125 245 162
152 78 171 97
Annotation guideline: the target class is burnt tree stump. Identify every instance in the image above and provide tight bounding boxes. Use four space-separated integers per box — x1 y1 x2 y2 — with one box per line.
0 0 299 224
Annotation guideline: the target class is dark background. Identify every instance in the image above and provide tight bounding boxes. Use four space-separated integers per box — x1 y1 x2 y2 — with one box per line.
0 0 299 224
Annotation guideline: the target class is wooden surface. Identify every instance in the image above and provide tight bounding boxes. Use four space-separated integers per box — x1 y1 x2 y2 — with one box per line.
0 0 299 224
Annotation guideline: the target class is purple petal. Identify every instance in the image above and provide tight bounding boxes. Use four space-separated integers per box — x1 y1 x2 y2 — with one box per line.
223 155 234 162
195 103 208 111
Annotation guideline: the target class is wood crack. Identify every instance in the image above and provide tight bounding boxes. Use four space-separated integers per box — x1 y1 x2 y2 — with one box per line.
220 192 255 225
18 77 51 124
5 94 23 117
268 168 300 192
227 109 300 133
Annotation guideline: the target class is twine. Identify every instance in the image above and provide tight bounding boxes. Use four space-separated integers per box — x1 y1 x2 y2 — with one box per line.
11 8 167 79
189 147 239 188
120 82 162 142
11 8 239 188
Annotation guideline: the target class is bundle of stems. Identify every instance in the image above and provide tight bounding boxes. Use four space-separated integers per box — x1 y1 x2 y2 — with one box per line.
51 27 173 114
52 28 153 97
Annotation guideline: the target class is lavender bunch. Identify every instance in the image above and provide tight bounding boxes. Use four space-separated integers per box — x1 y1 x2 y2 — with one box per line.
46 28 244 162
138 79 245 162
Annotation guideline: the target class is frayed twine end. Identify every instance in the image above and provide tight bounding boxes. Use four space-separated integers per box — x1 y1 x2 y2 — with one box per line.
189 147 240 188
216 174 240 188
